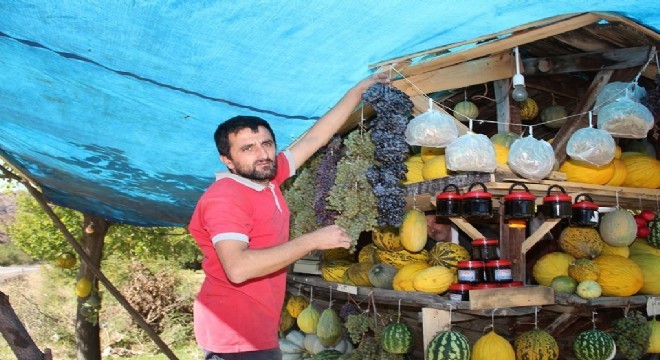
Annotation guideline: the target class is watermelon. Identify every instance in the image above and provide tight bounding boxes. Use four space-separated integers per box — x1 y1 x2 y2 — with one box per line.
426 330 470 360
381 322 413 354
313 349 343 360
573 329 615 360
648 219 660 249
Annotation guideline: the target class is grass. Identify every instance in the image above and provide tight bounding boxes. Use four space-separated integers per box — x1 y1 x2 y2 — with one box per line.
0 260 204 360
0 243 35 266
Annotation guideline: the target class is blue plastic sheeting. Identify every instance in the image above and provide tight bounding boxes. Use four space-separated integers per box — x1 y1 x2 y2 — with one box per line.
1 1 659 226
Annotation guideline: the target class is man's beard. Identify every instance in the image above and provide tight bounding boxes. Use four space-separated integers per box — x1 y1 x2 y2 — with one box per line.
233 159 277 181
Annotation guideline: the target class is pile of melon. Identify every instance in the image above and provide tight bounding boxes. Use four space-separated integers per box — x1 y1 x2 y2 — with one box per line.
533 209 660 299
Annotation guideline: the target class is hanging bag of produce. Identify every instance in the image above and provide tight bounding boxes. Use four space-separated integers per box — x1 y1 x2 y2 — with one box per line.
566 127 616 166
404 108 458 147
445 132 496 172
507 135 555 181
594 81 647 114
597 97 654 139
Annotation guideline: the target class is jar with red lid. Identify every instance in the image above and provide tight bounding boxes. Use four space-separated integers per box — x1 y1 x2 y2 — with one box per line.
472 283 499 290
457 260 484 284
541 184 572 219
572 193 599 227
503 182 536 220
471 238 499 261
462 182 492 218
448 283 472 301
484 259 513 283
500 281 524 288
436 184 463 218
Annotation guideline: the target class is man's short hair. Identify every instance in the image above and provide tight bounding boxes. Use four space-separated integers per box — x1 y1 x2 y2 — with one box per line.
214 116 276 157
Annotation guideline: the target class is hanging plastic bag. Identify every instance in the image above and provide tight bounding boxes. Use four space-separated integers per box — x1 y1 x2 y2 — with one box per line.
594 81 647 114
566 127 616 166
597 97 654 139
445 132 496 172
507 136 555 181
404 109 458 147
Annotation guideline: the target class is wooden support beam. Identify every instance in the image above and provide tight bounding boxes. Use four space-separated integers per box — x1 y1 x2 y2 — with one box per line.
421 308 451 353
448 217 485 240
551 69 613 165
522 218 562 254
394 13 603 78
393 52 514 95
369 13 592 70
522 46 653 76
494 79 511 133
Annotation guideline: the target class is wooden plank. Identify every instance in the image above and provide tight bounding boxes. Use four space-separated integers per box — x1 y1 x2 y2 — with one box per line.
368 13 588 69
393 52 515 95
551 69 613 165
522 218 562 254
448 217 485 240
522 46 653 75
469 286 555 310
397 13 603 78
422 308 451 354
493 79 511 133
595 12 660 42
500 222 527 282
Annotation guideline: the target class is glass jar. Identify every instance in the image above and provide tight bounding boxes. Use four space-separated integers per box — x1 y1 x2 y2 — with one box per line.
471 238 500 261
541 184 572 219
572 193 599 227
436 184 463 218
462 182 493 218
484 259 513 283
457 260 484 284
448 283 472 301
472 283 499 290
503 182 536 220
500 281 524 288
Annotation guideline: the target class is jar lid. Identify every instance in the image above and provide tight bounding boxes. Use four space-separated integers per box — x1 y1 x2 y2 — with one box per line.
471 238 499 246
463 190 492 199
449 283 472 291
484 259 512 266
457 260 484 268
473 283 499 289
543 193 572 203
504 191 536 201
500 281 524 287
572 200 599 210
436 192 463 201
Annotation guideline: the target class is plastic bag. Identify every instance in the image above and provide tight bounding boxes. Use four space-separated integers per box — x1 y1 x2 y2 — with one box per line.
404 109 458 147
507 136 555 181
445 133 496 172
594 81 646 114
597 97 654 139
566 127 615 166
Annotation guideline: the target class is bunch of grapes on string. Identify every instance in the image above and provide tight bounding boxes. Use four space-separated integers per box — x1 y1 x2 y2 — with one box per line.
314 135 342 226
362 82 413 227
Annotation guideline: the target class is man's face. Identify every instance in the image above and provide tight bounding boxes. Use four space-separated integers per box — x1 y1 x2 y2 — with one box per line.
221 126 277 183
426 214 451 242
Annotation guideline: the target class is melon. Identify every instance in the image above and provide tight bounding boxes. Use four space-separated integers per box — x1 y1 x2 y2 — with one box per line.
380 322 414 354
514 328 559 360
629 254 660 295
593 255 643 296
573 329 615 360
576 280 602 299
551 275 578 294
532 252 575 287
368 263 398 289
599 210 637 247
471 330 515 360
426 330 470 360
428 242 470 271
559 227 604 259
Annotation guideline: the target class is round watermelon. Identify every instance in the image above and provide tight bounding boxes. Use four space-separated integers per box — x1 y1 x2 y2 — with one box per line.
573 329 615 360
381 322 414 354
426 330 470 360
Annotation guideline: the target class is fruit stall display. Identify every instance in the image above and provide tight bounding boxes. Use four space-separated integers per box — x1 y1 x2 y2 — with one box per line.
280 78 660 358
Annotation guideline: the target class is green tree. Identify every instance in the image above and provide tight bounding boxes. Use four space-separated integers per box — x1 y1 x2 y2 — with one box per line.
6 192 200 268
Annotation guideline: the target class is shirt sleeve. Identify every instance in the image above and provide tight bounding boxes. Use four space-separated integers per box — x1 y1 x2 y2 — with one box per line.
199 187 253 245
272 150 296 186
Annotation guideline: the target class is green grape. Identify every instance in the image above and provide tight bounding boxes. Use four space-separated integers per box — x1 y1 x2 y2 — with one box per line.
345 313 371 344
283 154 321 239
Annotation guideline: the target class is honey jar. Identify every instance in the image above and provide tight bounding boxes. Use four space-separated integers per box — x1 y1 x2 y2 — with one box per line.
484 259 513 283
436 184 463 218
541 184 572 219
471 238 500 261
457 260 484 284
503 182 536 220
448 283 472 301
572 193 599 227
462 182 493 219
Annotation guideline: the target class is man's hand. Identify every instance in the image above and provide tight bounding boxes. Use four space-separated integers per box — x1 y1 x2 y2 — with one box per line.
307 224 353 250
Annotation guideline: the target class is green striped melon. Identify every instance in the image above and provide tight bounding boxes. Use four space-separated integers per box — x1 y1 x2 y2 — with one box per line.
573 329 615 360
514 329 559 360
429 242 470 271
425 330 470 360
313 349 343 360
649 219 660 249
381 322 413 354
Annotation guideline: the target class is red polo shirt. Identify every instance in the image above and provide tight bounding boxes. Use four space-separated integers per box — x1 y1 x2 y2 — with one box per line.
189 151 295 353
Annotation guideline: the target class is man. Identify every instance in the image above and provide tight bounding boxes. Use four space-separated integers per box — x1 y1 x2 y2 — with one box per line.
188 73 390 360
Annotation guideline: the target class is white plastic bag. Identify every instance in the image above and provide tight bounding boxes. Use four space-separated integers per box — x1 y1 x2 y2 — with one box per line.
597 97 654 139
445 132 496 172
507 136 555 181
404 109 458 147
566 127 615 166
594 81 646 114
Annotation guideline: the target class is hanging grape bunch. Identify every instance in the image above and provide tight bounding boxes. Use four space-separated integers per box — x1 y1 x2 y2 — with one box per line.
641 73 660 141
314 135 342 226
362 83 413 227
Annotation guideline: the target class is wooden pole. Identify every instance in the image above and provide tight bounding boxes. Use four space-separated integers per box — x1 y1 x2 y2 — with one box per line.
0 165 179 360
0 291 52 360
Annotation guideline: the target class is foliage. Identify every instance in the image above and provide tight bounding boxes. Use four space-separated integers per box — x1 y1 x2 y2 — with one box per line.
5 192 200 268
0 243 34 265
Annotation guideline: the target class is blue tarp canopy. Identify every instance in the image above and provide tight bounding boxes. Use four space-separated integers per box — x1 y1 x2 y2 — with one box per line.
1 1 659 226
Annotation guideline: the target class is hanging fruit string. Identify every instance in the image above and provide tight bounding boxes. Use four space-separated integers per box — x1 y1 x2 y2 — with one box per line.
592 311 598 330
396 299 402 323
328 286 333 309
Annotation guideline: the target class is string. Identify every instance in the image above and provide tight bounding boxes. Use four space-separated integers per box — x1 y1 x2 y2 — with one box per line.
448 303 454 330
328 286 333 308
388 51 656 131
592 311 598 330
534 306 538 329
615 190 620 209
469 118 473 132
588 111 593 128
397 299 402 323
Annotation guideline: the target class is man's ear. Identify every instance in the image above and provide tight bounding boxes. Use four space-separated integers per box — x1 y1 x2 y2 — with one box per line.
220 155 235 171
